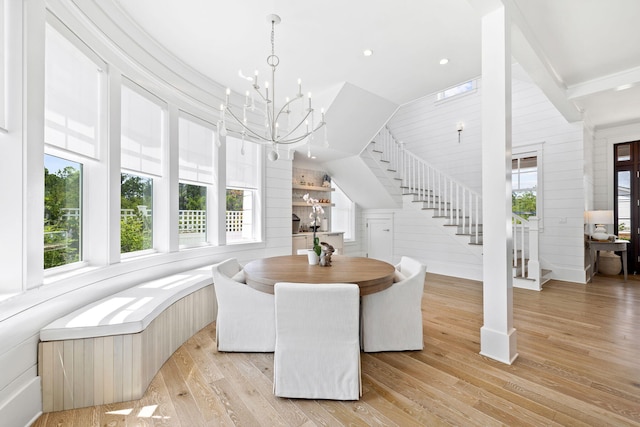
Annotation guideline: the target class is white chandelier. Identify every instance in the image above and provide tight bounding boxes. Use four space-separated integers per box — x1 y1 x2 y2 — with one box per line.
218 14 327 161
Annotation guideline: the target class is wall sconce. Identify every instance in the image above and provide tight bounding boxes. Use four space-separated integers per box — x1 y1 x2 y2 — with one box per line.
456 121 464 143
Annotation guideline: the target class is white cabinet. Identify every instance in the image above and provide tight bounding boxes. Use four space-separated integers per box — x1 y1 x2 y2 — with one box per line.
292 235 309 254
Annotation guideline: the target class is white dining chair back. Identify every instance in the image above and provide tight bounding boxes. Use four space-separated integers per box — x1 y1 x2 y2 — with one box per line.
360 256 426 352
212 258 276 352
273 282 361 400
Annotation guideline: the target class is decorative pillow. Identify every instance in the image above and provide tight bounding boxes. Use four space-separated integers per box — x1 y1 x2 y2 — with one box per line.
393 270 406 283
232 270 246 284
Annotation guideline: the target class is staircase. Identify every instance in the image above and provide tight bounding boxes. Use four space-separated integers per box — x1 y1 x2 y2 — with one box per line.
366 127 551 290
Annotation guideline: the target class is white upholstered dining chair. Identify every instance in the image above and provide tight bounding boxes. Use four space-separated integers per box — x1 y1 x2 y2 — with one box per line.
212 258 276 352
273 282 361 400
360 256 426 352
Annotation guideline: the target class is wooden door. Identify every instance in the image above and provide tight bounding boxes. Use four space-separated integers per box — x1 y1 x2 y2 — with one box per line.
614 141 640 273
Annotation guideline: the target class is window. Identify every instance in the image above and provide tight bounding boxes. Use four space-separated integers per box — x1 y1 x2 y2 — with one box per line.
43 22 103 268
44 155 82 268
436 80 476 101
331 181 355 240
120 173 153 253
512 155 537 219
178 113 215 247
121 82 165 253
226 136 261 243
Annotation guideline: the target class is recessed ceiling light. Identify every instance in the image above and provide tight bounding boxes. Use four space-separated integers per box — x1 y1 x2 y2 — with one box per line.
363 49 373 57
439 58 449 65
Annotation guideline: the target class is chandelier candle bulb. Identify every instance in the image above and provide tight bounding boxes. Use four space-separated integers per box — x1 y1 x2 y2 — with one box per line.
298 78 302 97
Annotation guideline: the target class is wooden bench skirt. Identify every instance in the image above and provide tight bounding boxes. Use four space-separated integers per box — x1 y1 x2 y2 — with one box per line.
38 268 215 412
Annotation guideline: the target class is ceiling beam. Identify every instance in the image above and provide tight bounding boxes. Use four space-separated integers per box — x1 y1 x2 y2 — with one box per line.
566 66 640 100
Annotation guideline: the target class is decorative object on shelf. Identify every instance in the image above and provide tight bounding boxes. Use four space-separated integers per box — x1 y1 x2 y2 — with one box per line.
218 14 327 161
303 193 324 257
319 242 335 267
586 210 614 241
322 174 331 187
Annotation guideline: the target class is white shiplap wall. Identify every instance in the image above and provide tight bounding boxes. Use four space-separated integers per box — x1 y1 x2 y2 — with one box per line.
368 64 587 282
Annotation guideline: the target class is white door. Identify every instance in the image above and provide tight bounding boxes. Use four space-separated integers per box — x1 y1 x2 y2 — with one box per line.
367 218 393 262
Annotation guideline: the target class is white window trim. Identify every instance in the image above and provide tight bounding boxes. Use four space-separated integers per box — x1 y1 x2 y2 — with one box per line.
513 142 545 231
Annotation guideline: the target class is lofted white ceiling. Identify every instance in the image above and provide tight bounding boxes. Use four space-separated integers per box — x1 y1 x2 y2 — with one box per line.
110 0 640 135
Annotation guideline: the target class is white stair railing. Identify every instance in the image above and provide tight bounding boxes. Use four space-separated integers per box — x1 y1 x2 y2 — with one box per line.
371 127 543 289
374 127 482 243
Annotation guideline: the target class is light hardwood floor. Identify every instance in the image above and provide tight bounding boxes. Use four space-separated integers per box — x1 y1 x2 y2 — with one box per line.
32 273 640 426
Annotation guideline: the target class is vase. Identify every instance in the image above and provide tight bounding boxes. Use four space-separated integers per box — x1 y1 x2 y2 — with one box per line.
307 249 319 265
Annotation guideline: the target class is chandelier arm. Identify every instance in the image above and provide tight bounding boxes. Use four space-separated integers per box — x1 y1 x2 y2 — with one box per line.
273 94 305 125
251 84 270 104
224 107 271 142
277 109 313 140
276 122 326 145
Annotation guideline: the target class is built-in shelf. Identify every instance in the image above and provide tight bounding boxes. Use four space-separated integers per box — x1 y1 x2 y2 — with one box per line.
292 184 334 192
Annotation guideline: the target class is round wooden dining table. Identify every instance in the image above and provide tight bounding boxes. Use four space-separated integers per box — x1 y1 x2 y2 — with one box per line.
243 255 396 296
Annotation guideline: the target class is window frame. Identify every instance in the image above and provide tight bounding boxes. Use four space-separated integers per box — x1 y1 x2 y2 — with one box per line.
120 78 167 256
224 136 263 244
43 16 107 276
512 143 544 230
177 111 217 248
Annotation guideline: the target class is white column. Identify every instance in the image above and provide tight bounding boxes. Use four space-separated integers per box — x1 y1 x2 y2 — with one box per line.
480 4 518 364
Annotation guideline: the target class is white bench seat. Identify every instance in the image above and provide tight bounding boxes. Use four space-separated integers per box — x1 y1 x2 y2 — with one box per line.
38 265 216 412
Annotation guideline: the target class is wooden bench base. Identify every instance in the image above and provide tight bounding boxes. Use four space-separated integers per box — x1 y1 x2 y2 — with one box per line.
38 285 214 412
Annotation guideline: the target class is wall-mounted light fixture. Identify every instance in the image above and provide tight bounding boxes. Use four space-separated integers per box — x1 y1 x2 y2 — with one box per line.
456 121 464 143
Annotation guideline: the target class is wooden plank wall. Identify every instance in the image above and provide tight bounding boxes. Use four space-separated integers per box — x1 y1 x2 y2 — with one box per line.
38 285 215 412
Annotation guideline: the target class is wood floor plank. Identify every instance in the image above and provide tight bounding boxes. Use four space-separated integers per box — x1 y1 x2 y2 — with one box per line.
32 273 640 426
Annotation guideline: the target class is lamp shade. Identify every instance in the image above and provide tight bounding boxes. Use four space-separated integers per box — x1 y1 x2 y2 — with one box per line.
587 210 614 225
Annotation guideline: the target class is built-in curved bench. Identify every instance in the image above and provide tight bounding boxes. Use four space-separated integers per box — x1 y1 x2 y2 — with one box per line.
38 265 216 412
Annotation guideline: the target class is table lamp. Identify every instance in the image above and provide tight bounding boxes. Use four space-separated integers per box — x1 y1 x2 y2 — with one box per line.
587 210 614 241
